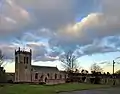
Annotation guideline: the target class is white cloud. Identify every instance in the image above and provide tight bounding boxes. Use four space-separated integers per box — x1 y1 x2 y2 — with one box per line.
0 43 17 60
1 0 120 61
57 13 103 37
0 41 52 62
12 0 77 29
34 55 58 62
49 8 120 49
5 0 30 20
5 16 17 24
82 41 119 55
48 0 120 49
0 0 31 34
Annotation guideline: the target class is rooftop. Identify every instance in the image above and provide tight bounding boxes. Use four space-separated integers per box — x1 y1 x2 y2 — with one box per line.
32 65 59 72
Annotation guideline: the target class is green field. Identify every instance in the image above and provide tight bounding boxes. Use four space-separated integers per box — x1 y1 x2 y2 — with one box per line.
0 83 109 94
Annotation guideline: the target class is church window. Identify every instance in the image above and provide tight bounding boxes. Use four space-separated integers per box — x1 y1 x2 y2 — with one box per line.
15 57 18 63
55 74 57 79
50 73 52 79
35 73 38 79
26 57 28 64
25 66 27 69
45 77 47 82
65 75 66 79
60 75 62 79
24 57 26 64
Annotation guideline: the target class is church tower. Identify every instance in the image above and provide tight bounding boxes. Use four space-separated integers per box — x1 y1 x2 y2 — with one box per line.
15 47 32 82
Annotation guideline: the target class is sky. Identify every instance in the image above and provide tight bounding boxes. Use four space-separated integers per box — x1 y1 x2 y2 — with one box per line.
0 0 120 73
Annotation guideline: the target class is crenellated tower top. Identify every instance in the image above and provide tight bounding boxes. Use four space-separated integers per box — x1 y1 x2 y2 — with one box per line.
15 47 32 55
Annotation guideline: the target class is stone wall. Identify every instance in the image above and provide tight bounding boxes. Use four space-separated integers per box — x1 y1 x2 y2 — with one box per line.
101 78 120 85
6 73 15 82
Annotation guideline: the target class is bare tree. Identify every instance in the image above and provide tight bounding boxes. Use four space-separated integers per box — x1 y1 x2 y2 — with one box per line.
0 50 4 67
81 69 89 74
90 63 103 73
60 51 79 72
0 50 14 68
0 50 7 83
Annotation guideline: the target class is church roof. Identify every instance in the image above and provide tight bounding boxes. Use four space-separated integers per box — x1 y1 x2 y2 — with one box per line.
32 65 59 72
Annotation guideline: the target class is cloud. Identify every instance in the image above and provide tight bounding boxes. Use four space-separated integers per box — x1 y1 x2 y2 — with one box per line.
26 42 47 59
0 0 77 37
0 40 61 62
47 0 120 51
49 7 120 51
5 0 30 21
47 13 103 49
102 0 120 17
0 15 17 34
81 39 119 56
35 28 55 38
19 32 40 42
48 51 61 57
0 0 31 36
105 36 120 49
0 43 17 60
34 55 58 62
12 0 75 29
1 0 120 62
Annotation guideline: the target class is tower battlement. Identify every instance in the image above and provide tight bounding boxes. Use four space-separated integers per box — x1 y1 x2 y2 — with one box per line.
15 47 32 55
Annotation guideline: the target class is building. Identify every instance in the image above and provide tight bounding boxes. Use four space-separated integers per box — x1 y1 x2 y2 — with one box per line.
14 48 67 84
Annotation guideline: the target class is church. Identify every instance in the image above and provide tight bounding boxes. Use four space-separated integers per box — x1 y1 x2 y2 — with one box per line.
14 48 67 84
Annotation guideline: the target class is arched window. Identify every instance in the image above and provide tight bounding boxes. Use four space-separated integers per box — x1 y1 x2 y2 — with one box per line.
45 77 47 82
15 57 18 63
50 73 52 79
60 74 62 79
24 57 26 64
35 73 38 79
55 74 57 79
65 75 66 79
26 57 28 64
25 66 27 69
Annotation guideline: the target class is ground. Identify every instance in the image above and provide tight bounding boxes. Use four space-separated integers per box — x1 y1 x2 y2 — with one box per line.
60 87 120 94
0 83 109 94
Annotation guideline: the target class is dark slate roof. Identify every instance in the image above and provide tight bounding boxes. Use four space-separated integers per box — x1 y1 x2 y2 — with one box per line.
32 65 59 72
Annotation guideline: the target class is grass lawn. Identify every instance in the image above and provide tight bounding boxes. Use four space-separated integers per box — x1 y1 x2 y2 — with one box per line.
0 83 110 94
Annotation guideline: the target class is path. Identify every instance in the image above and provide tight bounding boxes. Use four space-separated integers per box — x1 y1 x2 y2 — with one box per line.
60 87 120 94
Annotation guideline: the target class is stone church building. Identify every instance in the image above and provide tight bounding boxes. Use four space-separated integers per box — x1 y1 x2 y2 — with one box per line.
14 48 67 84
